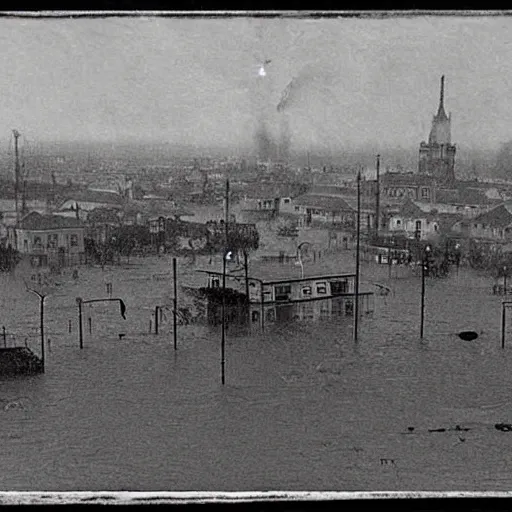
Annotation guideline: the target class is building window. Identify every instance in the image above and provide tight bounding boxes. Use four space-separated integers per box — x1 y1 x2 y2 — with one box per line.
294 206 300 212
331 280 348 295
316 282 327 295
415 220 422 231
302 286 312 296
421 187 430 199
283 198 290 204
48 234 58 249
34 236 42 247
275 285 292 301
70 234 78 247
396 219 401 227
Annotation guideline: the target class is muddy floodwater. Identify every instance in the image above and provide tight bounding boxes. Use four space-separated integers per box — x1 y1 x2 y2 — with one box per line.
0 254 511 491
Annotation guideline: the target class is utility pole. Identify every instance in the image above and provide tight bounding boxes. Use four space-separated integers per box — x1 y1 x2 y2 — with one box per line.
173 257 178 350
221 179 230 385
13 130 21 225
27 288 46 373
354 170 361 342
375 154 380 240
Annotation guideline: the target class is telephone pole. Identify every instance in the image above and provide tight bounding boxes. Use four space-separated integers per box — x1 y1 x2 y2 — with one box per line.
13 130 21 225
354 170 361 342
221 179 230 385
375 154 380 240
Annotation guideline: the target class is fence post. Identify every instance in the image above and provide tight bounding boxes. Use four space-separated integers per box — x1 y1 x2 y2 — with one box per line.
502 303 507 349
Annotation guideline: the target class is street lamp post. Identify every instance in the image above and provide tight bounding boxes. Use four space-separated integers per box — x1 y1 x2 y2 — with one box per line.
76 297 127 349
28 289 46 373
420 245 431 340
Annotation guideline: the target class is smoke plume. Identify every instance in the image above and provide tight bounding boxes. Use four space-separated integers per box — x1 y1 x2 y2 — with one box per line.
255 122 278 162
275 64 337 160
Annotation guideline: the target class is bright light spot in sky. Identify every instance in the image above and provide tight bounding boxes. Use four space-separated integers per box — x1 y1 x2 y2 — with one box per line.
258 66 266 77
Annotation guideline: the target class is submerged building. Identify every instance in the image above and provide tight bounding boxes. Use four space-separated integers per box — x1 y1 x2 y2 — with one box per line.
418 75 456 187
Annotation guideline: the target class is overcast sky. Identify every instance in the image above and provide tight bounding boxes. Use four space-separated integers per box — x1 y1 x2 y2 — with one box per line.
1 14 512 153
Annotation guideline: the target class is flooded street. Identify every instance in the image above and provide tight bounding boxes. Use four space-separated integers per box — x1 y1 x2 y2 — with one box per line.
1 254 512 491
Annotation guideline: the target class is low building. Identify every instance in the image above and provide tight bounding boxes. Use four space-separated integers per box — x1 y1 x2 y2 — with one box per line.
233 183 306 222
464 202 512 243
292 194 355 228
387 199 451 241
9 211 85 267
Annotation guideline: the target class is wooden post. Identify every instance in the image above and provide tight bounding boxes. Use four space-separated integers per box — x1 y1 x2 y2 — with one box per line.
173 257 177 350
2 326 6 348
354 170 361 342
40 296 45 373
68 319 72 333
420 254 426 340
502 303 507 349
154 306 159 335
260 282 265 333
88 316 92 335
244 251 250 324
77 298 84 349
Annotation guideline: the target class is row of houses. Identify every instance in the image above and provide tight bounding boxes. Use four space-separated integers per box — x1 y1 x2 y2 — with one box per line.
4 168 512 270
229 173 512 247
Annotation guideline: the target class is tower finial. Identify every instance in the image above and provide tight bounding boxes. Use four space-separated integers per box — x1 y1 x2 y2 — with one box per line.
440 75 445 110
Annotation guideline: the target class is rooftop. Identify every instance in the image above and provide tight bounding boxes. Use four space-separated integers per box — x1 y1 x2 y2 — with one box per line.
18 211 83 230
58 189 125 207
293 194 355 212
473 202 512 228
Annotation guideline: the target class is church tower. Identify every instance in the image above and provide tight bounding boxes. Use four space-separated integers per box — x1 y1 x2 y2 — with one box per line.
418 75 456 186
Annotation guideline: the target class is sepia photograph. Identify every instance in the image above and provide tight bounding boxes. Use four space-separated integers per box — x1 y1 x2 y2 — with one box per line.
1 10 512 502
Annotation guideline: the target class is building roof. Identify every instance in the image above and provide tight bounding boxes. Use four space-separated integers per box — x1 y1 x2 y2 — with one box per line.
293 194 355 212
58 189 125 207
308 185 355 197
396 199 427 219
86 207 121 225
473 203 512 228
434 186 491 206
241 182 305 200
18 211 83 230
122 200 194 219
381 173 436 187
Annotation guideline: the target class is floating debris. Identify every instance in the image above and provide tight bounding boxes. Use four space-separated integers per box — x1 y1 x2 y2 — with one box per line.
495 423 512 432
458 331 479 341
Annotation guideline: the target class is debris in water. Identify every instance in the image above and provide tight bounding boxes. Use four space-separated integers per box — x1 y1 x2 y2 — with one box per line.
495 423 512 432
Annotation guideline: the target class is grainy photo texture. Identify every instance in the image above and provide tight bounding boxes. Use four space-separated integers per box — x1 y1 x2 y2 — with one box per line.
0 10 511 502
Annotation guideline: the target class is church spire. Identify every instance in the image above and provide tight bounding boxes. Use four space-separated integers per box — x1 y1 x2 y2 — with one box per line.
436 75 448 120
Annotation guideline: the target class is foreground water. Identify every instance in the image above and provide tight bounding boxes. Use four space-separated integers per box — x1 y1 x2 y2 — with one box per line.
1 254 512 491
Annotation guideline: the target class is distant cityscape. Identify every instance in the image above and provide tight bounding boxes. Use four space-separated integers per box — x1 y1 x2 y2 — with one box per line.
0 75 512 275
